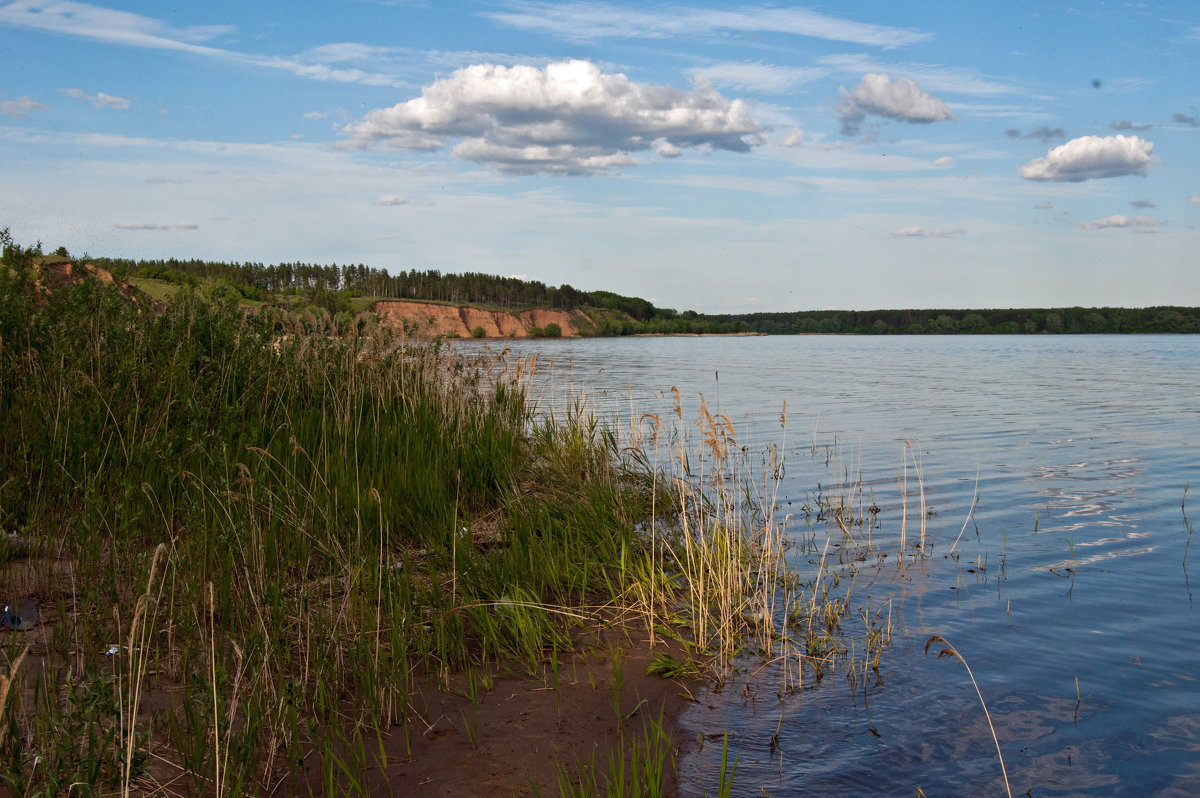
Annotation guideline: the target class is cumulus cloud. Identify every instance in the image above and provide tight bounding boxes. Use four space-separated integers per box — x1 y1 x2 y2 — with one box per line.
1019 134 1153 182
1110 119 1153 132
1003 126 1066 143
933 155 954 167
1079 214 1158 231
834 73 952 136
372 194 408 206
113 221 198 230
1130 199 1155 209
1 96 47 117
1174 112 1198 127
341 59 763 175
891 226 965 238
61 88 131 109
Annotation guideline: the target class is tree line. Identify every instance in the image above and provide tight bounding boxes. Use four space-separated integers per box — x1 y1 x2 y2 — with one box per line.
64 251 1200 335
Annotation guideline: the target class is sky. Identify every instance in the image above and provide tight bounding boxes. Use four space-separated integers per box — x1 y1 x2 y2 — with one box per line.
1 1 1198 312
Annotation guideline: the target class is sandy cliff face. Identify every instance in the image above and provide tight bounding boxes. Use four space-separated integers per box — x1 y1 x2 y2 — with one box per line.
373 300 593 338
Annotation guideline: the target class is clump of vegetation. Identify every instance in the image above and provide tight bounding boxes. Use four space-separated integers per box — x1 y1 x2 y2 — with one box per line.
0 229 676 794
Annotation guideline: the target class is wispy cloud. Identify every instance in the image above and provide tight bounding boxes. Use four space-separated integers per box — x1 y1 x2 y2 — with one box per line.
689 61 828 93
61 87 130 109
372 194 408 206
1020 135 1154 182
1109 119 1153 131
1004 126 1067 144
891 226 965 238
1174 112 1198 127
1129 198 1155 209
113 221 198 230
485 2 931 47
0 95 47 117
0 0 401 86
1079 214 1158 231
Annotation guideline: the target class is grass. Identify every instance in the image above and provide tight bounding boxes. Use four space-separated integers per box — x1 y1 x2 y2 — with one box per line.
0 233 913 795
924 635 1012 798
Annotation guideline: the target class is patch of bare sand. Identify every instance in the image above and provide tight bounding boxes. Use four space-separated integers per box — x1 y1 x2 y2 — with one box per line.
297 623 701 796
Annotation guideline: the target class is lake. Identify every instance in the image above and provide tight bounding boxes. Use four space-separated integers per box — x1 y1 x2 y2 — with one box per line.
462 334 1200 796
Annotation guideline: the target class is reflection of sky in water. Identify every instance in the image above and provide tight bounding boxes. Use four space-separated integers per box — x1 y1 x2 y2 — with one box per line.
459 335 1200 795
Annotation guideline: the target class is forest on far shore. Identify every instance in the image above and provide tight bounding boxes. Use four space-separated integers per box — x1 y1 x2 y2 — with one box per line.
73 250 1200 335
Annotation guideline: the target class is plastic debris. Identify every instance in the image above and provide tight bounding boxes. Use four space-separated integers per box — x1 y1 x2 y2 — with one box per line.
1 598 37 631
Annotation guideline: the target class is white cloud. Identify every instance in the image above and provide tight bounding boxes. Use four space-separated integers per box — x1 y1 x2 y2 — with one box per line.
303 111 328 120
301 42 397 64
0 0 401 86
372 194 408 206
1079 214 1158 231
1019 134 1154 182
689 61 828 93
0 0 233 48
780 128 805 147
891 226 965 238
1 96 47 117
1110 119 1153 132
113 221 198 230
486 3 931 48
835 73 952 135
341 59 763 175
655 140 682 158
1189 195 1200 204
62 88 130 109
933 155 954 167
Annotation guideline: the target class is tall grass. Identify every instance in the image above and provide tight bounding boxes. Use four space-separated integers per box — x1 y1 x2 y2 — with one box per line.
0 241 667 794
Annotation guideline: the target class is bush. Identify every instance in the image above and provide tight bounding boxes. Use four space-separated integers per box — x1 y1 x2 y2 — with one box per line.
542 322 562 338
471 326 486 338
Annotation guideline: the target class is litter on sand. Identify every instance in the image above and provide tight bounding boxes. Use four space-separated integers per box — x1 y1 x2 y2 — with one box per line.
0 599 37 631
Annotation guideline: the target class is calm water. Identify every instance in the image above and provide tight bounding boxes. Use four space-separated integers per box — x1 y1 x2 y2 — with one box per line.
466 335 1200 796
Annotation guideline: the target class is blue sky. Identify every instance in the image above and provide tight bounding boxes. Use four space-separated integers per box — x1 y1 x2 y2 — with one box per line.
1 1 1197 312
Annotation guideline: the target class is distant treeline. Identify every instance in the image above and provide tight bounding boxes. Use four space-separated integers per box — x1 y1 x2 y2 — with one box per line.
707 306 1200 334
90 255 1200 334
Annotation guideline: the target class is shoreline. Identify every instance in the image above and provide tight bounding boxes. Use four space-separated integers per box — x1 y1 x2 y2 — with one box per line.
299 619 702 796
